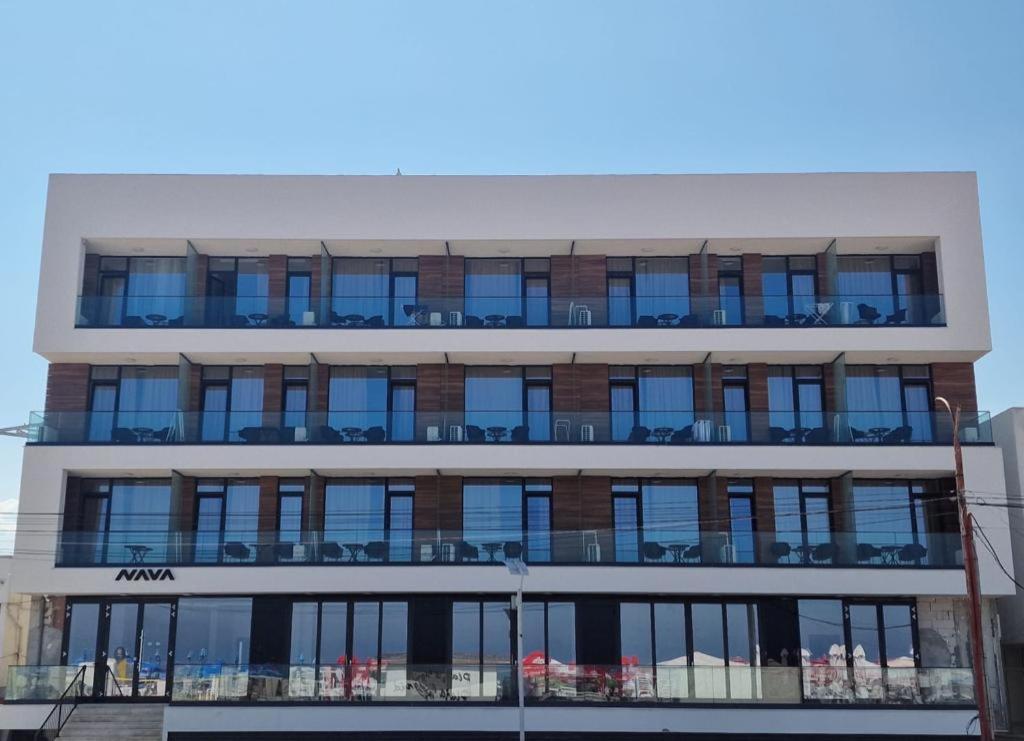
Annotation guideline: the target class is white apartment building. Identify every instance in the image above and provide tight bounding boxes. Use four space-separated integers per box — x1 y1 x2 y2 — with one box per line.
0 172 1014 741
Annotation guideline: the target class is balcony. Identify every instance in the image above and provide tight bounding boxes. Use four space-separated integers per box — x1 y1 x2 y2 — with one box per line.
27 409 993 446
74 293 947 329
5 663 974 707
54 528 963 569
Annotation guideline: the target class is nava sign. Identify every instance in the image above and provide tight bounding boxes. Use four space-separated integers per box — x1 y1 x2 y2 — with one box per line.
114 568 175 582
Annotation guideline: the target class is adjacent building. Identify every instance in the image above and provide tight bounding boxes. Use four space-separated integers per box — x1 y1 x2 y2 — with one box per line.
0 172 1015 740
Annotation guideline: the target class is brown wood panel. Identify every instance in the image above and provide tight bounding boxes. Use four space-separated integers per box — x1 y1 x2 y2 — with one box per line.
823 363 836 414
82 253 101 297
418 256 446 300
412 475 462 533
63 477 82 533
552 477 585 562
179 477 197 532
816 252 829 297
551 365 576 412
45 364 91 412
414 476 439 530
307 476 325 532
267 255 287 320
262 364 283 426
442 364 465 411
748 364 769 442
709 364 723 416
315 364 330 413
932 363 977 411
742 254 764 325
704 254 719 303
258 477 278 540
438 476 463 532
697 477 718 532
921 252 940 295
688 255 703 302
574 256 607 325
576 365 609 440
580 476 612 563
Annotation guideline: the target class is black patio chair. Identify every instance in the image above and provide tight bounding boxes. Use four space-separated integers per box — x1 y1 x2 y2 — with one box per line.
670 425 693 443
364 541 388 561
769 541 792 563
503 541 524 560
364 426 387 443
112 427 137 443
465 315 484 328
856 303 881 324
642 542 668 561
627 426 651 443
457 541 480 562
885 308 908 325
769 426 790 444
811 542 836 564
898 543 928 564
505 315 524 328
636 315 658 328
318 425 344 443
223 542 251 561
683 544 703 563
857 543 883 564
883 425 913 444
678 314 701 328
465 425 486 443
510 425 530 443
321 542 344 561
763 315 786 327
804 427 829 444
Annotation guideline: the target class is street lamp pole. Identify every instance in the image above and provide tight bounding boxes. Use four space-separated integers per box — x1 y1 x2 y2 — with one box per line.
936 396 992 741
506 559 528 741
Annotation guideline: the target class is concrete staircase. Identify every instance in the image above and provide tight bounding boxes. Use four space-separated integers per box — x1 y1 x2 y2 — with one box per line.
55 703 164 740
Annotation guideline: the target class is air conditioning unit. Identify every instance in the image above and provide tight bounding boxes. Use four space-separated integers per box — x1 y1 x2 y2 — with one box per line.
293 426 308 442
717 425 732 442
579 424 595 442
301 311 316 326
448 311 463 327
448 425 464 442
429 312 443 327
585 542 602 563
426 426 441 442
712 309 727 325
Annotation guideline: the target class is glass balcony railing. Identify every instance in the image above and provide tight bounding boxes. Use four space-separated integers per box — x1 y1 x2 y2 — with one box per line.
74 293 947 329
54 528 963 569
27 409 993 445
525 665 974 706
7 663 973 706
172 663 515 703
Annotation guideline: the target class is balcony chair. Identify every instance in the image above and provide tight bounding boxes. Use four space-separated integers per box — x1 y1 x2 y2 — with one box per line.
768 426 790 444
321 542 344 562
274 543 296 561
642 541 668 562
683 544 703 563
317 425 344 443
456 541 480 562
465 425 486 443
804 427 829 444
506 315 524 328
636 315 658 328
677 314 701 328
365 315 385 327
124 315 146 327
856 543 883 564
856 303 881 324
111 427 138 443
152 427 171 442
168 316 185 327
503 541 524 560
882 425 913 444
364 541 389 562
465 315 484 328
510 425 530 443
554 419 571 441
364 426 387 443
267 314 290 328
627 426 651 443
223 542 252 561
329 311 346 327
670 425 693 443
898 543 928 564
811 542 836 564
786 313 807 326
769 541 792 563
885 308 908 325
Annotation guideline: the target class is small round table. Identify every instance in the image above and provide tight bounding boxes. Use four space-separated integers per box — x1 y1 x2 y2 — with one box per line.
484 314 506 328
132 427 155 442
657 313 678 327
248 313 268 326
666 544 688 563
486 426 508 442
145 313 168 326
653 427 674 443
342 543 365 562
343 314 366 327
125 544 153 563
342 427 365 442
869 427 891 443
481 542 503 562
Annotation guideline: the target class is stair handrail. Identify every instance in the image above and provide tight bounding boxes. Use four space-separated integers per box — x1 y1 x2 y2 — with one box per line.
103 664 126 697
34 664 87 740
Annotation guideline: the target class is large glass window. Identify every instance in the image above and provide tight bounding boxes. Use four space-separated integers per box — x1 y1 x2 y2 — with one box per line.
331 258 419 327
94 256 186 327
613 479 700 563
611 366 695 442
722 366 749 442
772 480 833 564
205 257 269 327
767 366 825 443
325 366 415 442
525 481 552 563
76 479 172 564
846 366 933 443
838 255 926 325
851 480 951 565
87 366 179 443
634 257 690 326
717 257 744 326
286 257 314 326
465 367 550 443
761 255 817 326
194 479 259 563
200 367 264 442
464 258 523 326
324 479 413 562
462 480 523 562
174 597 253 699
727 480 756 564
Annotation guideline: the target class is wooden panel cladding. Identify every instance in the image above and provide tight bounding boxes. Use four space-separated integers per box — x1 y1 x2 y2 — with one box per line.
693 364 722 417
418 255 465 299
551 365 609 439
306 476 325 532
550 256 607 326
81 253 101 297
314 363 331 413
45 364 91 412
179 477 197 531
267 255 288 319
823 363 836 415
415 365 465 411
413 476 463 533
262 364 283 426
748 363 769 441
552 476 612 563
921 252 940 295
742 254 764 325
816 251 829 298
63 476 82 533
258 476 278 534
932 363 978 412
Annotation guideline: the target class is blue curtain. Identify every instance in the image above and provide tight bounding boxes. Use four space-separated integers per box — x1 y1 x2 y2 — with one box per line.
105 481 172 562
126 257 186 322
328 368 388 435
333 258 390 324
845 367 903 437
116 367 179 435
638 367 694 434
641 481 699 557
462 480 522 559
324 480 385 558
227 368 264 440
465 259 522 323
634 258 689 321
838 256 895 319
465 368 523 437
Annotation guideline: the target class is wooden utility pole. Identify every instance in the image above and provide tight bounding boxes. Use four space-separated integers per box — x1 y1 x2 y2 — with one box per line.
938 397 993 741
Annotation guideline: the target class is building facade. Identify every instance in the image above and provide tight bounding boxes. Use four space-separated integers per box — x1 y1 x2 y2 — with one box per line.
0 173 1015 740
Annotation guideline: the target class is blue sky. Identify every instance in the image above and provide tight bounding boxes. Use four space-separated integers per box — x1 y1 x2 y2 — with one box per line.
0 0 1022 540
